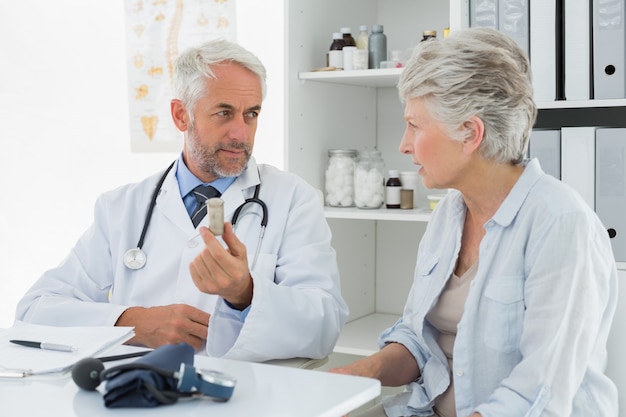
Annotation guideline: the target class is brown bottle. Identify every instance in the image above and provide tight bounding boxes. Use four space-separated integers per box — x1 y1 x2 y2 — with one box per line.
385 170 402 209
421 30 437 42
341 27 356 47
329 32 345 68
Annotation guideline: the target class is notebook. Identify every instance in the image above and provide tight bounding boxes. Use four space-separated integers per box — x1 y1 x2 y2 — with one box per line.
0 321 134 376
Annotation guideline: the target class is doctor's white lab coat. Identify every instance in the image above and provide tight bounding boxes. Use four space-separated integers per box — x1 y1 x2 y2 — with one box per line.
16 157 349 362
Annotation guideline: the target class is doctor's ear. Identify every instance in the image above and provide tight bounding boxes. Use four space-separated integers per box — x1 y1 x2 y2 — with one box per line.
171 99 190 131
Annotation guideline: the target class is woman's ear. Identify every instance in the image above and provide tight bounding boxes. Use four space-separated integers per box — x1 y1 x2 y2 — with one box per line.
461 116 484 155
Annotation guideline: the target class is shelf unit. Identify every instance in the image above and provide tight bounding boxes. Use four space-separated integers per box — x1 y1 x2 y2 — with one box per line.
286 0 626 356
286 0 450 357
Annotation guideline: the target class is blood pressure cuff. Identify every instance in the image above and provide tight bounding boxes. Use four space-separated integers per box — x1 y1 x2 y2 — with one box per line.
103 342 194 408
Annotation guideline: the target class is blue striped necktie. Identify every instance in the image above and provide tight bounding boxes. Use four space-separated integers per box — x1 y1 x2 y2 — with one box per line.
190 185 221 227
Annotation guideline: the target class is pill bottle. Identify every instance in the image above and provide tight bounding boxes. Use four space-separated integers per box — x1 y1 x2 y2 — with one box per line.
400 189 414 209
421 30 437 42
325 149 357 207
368 25 387 69
329 32 344 69
340 27 356 47
385 170 402 209
343 46 357 71
354 149 385 209
399 171 420 208
356 25 369 50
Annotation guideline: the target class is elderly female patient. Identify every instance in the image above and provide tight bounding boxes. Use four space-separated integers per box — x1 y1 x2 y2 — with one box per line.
332 27 618 417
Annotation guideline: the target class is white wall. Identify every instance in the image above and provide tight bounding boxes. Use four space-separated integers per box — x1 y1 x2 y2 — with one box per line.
0 0 284 327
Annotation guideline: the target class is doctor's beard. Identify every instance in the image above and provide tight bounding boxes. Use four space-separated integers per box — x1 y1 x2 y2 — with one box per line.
186 124 252 179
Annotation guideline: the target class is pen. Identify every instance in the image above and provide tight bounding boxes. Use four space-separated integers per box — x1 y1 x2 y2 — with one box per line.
10 339 76 353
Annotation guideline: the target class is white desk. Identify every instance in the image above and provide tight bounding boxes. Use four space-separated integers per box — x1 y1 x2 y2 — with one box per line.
0 354 380 417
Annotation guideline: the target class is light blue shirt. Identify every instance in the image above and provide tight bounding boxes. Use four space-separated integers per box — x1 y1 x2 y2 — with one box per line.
380 159 618 417
176 153 236 216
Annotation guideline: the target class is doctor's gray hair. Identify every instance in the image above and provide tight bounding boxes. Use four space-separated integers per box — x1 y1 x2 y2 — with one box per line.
397 27 537 164
173 38 267 123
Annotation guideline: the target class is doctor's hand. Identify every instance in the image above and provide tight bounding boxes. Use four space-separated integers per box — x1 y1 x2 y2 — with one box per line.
190 222 254 311
115 304 209 351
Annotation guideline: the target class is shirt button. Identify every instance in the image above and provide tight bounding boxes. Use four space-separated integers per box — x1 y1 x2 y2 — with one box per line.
188 239 199 248
456 369 464 377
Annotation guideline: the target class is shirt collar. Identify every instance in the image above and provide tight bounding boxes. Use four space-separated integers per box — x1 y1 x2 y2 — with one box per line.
491 158 544 227
175 153 237 198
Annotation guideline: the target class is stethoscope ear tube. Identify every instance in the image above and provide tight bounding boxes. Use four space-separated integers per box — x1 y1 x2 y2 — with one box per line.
230 184 268 270
137 161 176 250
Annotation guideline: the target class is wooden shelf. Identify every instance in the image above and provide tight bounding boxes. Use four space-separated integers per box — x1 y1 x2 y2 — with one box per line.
334 313 400 356
324 206 432 222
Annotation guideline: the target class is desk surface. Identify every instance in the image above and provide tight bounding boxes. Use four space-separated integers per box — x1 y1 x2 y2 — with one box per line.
0 354 380 417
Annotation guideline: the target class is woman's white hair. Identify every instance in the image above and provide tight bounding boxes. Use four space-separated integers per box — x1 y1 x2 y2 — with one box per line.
398 27 537 164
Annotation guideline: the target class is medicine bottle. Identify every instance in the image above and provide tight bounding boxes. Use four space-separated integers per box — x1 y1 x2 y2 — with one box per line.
421 30 437 42
325 149 357 207
340 27 356 47
400 171 420 208
354 149 385 209
356 25 369 50
329 32 344 69
385 170 402 209
368 25 387 69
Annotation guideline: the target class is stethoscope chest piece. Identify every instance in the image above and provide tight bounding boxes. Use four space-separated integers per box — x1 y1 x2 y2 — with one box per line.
124 247 147 270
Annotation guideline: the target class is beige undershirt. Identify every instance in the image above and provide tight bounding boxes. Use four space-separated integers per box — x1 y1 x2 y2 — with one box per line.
425 262 478 417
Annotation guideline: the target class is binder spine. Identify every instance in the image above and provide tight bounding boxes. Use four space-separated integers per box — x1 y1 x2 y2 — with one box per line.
530 0 558 102
592 0 626 99
529 129 562 179
595 128 626 262
498 0 530 56
470 0 499 28
564 0 593 101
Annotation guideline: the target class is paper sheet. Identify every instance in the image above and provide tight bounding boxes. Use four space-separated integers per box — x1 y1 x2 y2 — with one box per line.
0 321 134 376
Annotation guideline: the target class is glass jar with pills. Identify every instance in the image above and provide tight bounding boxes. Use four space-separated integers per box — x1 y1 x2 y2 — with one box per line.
354 148 385 209
325 149 358 207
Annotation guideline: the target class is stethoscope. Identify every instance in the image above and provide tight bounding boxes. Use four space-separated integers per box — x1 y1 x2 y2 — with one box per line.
123 160 268 271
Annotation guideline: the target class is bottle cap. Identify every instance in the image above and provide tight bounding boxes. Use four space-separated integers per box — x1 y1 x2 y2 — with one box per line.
328 149 358 157
332 32 342 39
372 24 384 33
340 27 352 34
388 169 399 177
423 30 437 37
359 24 368 31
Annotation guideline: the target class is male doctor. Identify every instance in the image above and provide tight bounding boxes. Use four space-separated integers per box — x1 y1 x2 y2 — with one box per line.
16 39 348 362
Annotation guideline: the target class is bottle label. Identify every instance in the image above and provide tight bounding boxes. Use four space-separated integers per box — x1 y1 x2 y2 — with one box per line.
386 186 401 206
329 50 343 68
